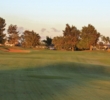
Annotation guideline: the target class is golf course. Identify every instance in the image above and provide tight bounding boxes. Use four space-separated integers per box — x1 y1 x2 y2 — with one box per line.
0 49 110 100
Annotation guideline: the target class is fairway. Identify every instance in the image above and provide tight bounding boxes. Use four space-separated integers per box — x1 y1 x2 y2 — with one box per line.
0 50 110 100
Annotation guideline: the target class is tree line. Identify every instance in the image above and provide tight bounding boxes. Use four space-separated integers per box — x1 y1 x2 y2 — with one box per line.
0 17 40 48
0 17 110 51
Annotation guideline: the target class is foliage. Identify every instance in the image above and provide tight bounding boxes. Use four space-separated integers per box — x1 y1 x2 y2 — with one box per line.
77 24 100 50
43 36 52 46
0 17 6 44
63 24 80 50
0 17 110 50
101 35 110 45
7 24 19 44
53 24 101 51
52 36 64 50
21 30 40 48
53 24 80 51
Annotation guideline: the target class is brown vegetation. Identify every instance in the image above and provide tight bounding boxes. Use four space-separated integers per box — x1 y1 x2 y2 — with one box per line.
107 49 110 52
0 46 30 53
9 49 30 53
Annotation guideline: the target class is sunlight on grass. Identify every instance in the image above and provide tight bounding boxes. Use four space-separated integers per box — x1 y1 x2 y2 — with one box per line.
0 50 110 100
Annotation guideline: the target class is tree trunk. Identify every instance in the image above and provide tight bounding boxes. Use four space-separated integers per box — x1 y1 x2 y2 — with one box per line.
90 45 93 51
72 46 74 51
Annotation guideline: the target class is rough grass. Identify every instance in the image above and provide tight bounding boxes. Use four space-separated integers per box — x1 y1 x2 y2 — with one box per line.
0 49 110 100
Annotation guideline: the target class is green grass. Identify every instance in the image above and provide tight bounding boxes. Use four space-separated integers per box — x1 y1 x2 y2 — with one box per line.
0 49 110 100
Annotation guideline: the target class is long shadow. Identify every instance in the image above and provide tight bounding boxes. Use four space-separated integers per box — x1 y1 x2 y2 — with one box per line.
0 62 110 100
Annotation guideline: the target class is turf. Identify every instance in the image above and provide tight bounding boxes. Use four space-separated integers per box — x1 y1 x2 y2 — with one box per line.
0 50 110 100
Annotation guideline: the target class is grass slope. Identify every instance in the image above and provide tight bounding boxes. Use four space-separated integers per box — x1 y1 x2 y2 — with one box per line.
0 50 110 100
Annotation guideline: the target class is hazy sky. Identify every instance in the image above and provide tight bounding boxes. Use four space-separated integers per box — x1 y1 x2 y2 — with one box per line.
0 0 110 38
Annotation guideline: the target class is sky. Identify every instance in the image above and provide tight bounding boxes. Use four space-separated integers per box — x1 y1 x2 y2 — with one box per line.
0 0 110 39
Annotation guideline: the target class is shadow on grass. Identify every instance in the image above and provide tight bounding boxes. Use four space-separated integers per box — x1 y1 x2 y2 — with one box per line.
28 75 71 79
24 62 110 77
0 62 110 100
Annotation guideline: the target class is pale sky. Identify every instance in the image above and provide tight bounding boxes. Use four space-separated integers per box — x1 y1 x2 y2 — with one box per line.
0 0 110 39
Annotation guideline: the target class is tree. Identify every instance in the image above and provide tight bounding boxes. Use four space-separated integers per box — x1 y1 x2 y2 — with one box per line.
53 24 80 51
0 17 6 44
63 24 80 50
77 24 100 50
97 41 104 49
101 35 110 45
52 36 64 50
21 30 40 48
43 36 52 46
7 24 19 45
106 37 110 44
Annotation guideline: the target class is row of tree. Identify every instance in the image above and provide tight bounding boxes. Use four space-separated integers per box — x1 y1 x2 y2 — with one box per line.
53 24 100 50
53 24 110 51
0 17 110 50
0 17 40 48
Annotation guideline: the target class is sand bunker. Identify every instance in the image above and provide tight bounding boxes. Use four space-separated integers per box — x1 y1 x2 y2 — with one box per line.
9 49 30 53
107 49 110 52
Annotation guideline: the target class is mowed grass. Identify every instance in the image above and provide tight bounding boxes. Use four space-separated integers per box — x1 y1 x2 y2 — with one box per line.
0 50 110 100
